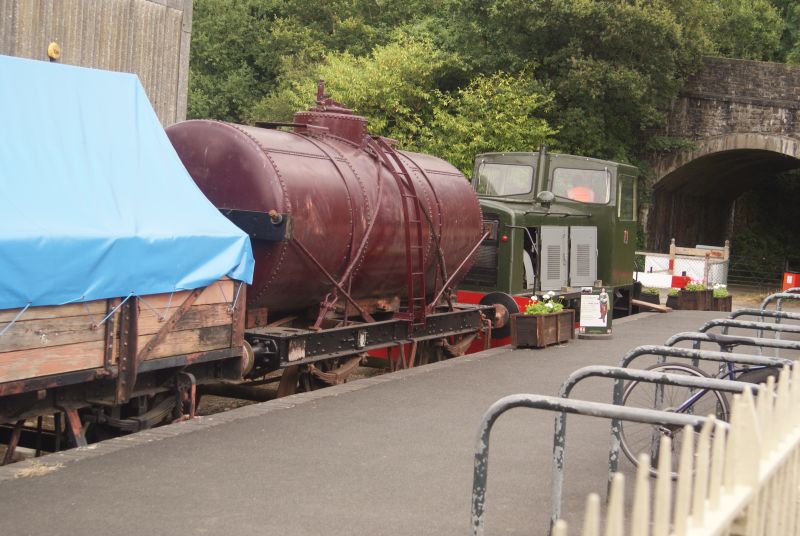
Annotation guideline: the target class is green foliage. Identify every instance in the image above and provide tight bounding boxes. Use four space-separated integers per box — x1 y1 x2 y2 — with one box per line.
523 293 564 315
250 36 452 144
771 0 800 64
729 170 800 276
642 287 660 296
684 282 707 292
645 136 699 155
708 0 785 61
447 0 715 161
713 285 730 298
418 71 557 174
186 0 798 207
668 288 679 297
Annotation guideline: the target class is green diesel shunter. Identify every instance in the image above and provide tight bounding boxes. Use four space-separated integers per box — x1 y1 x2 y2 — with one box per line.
461 148 638 316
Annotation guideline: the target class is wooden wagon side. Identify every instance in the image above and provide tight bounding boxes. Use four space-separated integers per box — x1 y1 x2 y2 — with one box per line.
0 279 246 458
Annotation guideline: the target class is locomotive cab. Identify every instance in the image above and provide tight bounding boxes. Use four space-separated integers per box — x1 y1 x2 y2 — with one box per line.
461 149 638 318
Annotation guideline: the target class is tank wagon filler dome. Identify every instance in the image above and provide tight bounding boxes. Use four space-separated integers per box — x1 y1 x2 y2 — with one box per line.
166 85 484 320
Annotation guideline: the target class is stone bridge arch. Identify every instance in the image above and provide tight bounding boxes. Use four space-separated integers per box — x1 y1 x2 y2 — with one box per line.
646 58 800 251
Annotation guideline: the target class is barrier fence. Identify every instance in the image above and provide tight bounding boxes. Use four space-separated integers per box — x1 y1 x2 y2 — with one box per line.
473 287 800 536
555 367 800 536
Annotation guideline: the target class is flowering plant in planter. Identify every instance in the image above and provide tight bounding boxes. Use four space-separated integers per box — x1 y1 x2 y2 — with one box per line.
642 287 660 296
684 280 707 291
713 284 729 298
524 291 564 315
667 288 679 297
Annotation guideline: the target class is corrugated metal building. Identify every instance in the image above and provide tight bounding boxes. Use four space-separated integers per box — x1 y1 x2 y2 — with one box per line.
0 0 192 126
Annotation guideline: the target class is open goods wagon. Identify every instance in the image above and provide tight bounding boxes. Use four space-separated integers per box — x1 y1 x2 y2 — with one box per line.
0 55 253 461
0 282 246 455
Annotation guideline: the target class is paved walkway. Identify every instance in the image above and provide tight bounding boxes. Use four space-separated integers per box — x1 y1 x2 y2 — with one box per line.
0 311 722 535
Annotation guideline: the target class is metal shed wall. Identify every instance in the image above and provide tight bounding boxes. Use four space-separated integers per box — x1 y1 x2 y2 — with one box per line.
0 0 191 126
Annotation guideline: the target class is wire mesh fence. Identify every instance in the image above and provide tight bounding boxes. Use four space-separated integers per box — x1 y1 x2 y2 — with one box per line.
727 255 784 289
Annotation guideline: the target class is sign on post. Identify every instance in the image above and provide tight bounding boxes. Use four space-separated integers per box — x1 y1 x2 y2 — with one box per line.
578 287 612 338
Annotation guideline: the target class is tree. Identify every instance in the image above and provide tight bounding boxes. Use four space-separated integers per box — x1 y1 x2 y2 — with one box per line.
419 72 557 174
709 0 785 61
249 36 454 145
445 0 716 162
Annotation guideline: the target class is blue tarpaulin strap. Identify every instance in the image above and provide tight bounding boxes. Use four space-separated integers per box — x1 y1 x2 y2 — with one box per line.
0 55 254 310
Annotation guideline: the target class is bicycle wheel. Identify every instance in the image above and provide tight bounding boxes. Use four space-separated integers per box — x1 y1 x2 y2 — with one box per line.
619 363 730 477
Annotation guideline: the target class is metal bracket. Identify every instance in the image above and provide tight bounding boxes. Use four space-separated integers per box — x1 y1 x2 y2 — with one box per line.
219 208 291 241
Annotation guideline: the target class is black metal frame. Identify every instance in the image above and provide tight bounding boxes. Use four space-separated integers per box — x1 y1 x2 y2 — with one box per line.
245 304 495 370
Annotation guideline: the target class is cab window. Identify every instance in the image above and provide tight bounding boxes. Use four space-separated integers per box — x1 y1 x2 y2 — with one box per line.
475 163 534 196
551 168 610 204
618 175 636 220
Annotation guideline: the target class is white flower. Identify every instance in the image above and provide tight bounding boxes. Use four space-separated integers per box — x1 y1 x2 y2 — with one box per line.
548 290 556 297
546 302 554 309
714 283 721 289
532 295 539 302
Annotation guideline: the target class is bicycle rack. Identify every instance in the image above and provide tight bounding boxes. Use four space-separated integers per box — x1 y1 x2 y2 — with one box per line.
759 288 800 311
757 289 800 357
607 345 791 474
729 308 800 323
470 394 724 536
696 318 800 337
664 331 800 355
548 365 756 530
470 305 799 535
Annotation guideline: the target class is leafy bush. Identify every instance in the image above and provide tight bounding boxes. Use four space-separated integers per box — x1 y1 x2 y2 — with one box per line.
668 288 680 297
642 287 660 295
524 292 565 315
684 282 707 292
713 284 730 298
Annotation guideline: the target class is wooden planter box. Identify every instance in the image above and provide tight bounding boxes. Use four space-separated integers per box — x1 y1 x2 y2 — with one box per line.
666 295 679 310
677 289 712 311
639 293 660 306
510 310 575 349
711 295 732 312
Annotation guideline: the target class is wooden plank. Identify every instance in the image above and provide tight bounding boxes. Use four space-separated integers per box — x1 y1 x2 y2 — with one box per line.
0 280 233 323
136 303 234 336
138 324 232 360
0 300 107 323
674 246 724 258
0 314 104 353
134 280 234 310
632 299 673 313
0 340 105 384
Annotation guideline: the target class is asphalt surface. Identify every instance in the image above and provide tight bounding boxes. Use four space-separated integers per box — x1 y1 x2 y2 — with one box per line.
0 311 725 536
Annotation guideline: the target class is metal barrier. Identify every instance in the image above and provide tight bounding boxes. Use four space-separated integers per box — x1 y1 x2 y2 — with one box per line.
608 345 791 477
760 288 800 311
696 317 800 336
664 331 800 353
729 308 800 322
470 394 723 536
472 304 800 535
548 365 756 530
556 367 800 535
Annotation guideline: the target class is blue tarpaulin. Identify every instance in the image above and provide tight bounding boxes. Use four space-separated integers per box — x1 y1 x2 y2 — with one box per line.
0 55 254 310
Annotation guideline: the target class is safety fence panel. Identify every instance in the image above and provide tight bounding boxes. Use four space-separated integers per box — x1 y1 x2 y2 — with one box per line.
553 367 800 536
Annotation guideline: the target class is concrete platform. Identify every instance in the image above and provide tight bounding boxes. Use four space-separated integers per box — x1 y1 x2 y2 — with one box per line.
0 311 724 535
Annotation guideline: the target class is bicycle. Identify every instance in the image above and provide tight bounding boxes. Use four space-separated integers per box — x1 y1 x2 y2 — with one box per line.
618 360 780 476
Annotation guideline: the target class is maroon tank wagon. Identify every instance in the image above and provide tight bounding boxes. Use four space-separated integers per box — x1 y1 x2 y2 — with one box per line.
167 84 496 395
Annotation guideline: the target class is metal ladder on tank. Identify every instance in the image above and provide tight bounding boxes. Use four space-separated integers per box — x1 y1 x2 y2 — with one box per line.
368 137 427 332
